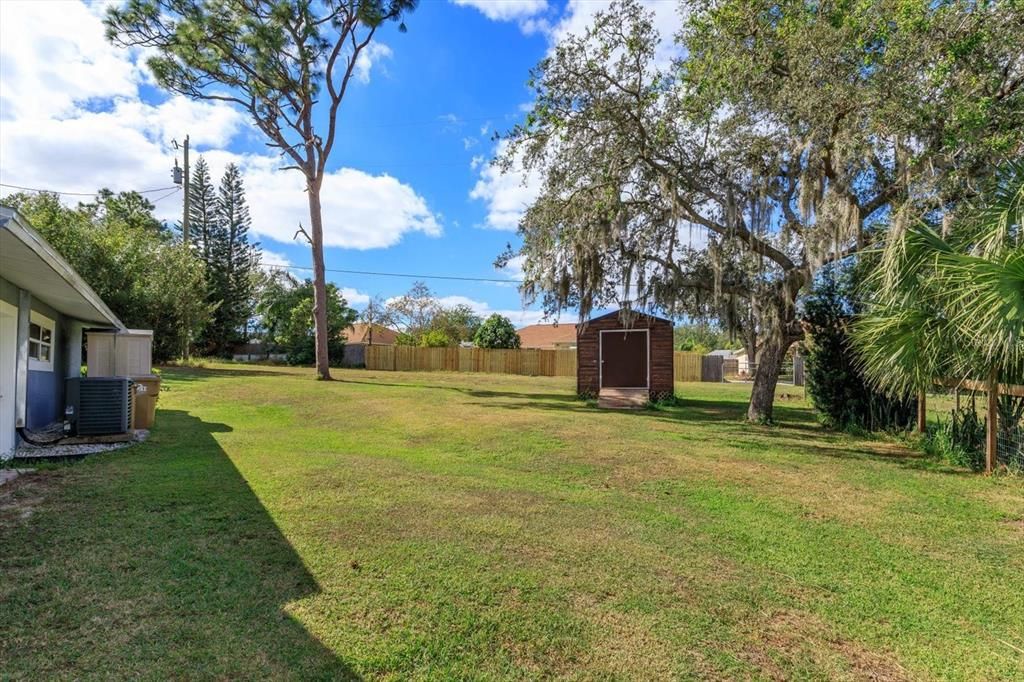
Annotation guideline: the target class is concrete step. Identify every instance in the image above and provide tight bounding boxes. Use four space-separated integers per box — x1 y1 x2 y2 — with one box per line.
598 388 648 409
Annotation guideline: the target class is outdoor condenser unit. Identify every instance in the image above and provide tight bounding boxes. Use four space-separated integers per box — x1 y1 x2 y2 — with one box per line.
65 377 133 436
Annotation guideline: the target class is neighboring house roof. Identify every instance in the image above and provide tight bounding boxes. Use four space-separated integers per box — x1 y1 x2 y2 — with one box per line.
0 206 124 328
346 322 399 345
517 323 578 349
708 349 737 357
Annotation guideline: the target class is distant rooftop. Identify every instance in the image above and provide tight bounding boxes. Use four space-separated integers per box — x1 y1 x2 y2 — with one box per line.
517 323 577 349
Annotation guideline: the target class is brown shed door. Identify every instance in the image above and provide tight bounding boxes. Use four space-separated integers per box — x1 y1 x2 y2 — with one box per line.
601 330 648 388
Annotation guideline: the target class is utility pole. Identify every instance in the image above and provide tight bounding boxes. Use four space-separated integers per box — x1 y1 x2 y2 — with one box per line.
182 135 191 243
172 135 191 243
171 134 192 359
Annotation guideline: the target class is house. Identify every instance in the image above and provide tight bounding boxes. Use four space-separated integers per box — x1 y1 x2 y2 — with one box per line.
517 323 577 349
576 310 674 407
345 322 399 346
1 206 127 457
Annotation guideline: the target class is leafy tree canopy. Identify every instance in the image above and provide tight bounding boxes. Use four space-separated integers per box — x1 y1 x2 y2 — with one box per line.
256 272 357 366
474 314 522 349
5 191 208 362
500 0 1023 421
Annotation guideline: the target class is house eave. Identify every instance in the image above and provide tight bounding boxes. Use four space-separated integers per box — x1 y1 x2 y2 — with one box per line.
0 207 124 329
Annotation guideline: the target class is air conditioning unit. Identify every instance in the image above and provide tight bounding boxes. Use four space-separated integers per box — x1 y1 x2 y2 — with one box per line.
65 377 133 436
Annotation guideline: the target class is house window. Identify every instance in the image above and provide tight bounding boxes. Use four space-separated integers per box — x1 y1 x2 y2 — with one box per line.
29 312 55 371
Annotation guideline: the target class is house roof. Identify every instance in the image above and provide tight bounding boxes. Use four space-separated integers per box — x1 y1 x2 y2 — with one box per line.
516 323 578 349
708 349 737 357
345 322 399 345
0 206 124 328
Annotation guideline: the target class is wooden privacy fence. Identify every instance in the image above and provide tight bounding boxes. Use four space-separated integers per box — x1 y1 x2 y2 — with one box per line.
674 352 702 382
365 346 727 383
366 345 578 377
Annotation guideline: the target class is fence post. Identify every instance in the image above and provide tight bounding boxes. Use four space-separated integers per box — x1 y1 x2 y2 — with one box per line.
916 390 927 434
987 371 999 473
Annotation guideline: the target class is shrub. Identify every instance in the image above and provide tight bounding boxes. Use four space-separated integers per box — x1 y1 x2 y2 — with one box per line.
473 314 521 349
803 264 917 432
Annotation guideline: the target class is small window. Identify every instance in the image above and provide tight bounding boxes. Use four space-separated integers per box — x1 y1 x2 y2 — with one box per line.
29 312 55 371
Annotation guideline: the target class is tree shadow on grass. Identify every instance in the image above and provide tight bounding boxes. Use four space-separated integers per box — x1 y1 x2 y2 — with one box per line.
339 376 582 404
157 365 298 381
0 409 359 679
454 390 966 475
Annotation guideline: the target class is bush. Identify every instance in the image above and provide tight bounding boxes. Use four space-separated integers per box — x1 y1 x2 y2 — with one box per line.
419 329 451 347
803 264 917 432
255 273 356 366
924 406 986 471
473 314 521 349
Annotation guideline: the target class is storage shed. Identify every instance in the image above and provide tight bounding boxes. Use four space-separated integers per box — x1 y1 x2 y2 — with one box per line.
576 310 674 404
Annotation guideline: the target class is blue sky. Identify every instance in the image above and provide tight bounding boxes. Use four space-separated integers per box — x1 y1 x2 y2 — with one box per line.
0 0 683 325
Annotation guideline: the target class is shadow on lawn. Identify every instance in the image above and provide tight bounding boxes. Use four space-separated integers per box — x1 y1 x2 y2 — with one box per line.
454 391 949 471
0 409 359 679
157 365 295 381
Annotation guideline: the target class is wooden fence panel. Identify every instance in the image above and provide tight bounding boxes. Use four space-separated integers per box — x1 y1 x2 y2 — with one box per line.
673 352 702 382
364 346 577 377
701 355 724 382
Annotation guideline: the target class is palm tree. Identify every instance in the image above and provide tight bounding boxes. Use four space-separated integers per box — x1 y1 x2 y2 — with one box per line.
852 160 1024 397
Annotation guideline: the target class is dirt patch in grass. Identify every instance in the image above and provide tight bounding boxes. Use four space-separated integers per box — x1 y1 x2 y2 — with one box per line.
0 471 57 525
741 609 909 681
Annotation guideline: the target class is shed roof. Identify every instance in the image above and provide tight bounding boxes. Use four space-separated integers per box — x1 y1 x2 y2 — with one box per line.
0 206 124 328
584 309 673 325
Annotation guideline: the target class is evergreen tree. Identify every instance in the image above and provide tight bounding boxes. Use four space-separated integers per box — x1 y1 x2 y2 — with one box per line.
187 157 218 260
187 156 219 354
207 163 259 356
218 164 260 352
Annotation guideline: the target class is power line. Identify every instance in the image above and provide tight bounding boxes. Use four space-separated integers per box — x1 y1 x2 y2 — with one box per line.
0 182 181 197
150 187 182 204
261 262 523 284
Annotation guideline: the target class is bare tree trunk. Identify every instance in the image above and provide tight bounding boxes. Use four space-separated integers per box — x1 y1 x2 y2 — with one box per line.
307 180 332 380
747 332 786 423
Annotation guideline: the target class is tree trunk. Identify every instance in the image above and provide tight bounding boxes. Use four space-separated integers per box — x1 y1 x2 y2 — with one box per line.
307 180 332 380
747 332 786 423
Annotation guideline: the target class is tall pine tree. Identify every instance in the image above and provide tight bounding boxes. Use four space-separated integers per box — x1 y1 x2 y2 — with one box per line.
212 163 259 356
188 158 259 356
187 157 218 262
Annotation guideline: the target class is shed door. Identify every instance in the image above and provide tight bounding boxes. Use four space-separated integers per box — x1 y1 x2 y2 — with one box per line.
600 330 648 388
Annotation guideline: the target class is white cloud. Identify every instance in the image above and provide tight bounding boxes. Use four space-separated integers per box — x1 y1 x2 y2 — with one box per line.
450 0 548 22
339 287 371 306
354 42 392 84
0 0 140 121
198 153 442 249
468 139 542 231
435 294 546 327
257 248 293 272
0 1 439 254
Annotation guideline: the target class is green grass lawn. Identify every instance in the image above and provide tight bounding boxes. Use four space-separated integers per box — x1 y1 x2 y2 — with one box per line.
2 364 1022 680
